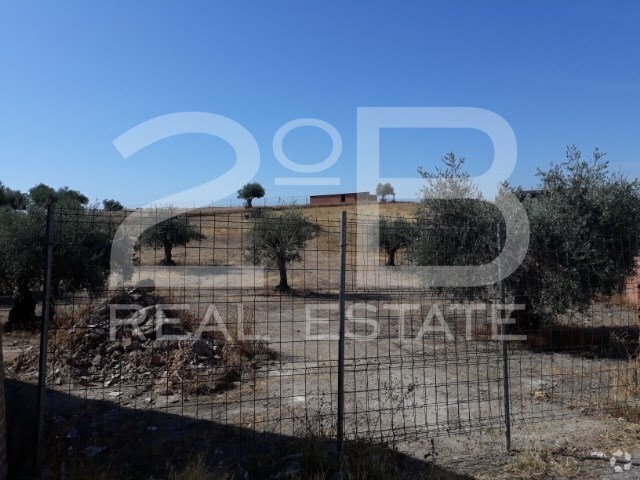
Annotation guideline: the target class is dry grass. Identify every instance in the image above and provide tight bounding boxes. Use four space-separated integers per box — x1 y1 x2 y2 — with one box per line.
612 358 640 404
477 447 581 480
299 201 416 222
133 202 419 292
139 202 416 268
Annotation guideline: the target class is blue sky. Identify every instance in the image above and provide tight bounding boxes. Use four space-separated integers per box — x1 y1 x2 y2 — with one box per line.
1 1 639 207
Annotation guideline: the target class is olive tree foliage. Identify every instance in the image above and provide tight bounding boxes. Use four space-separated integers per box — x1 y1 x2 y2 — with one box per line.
505 146 640 327
0 205 117 329
376 217 415 266
139 213 206 266
376 182 395 202
237 182 266 208
29 183 89 208
0 207 44 327
28 183 57 206
0 182 28 209
409 153 500 274
56 187 89 207
245 207 316 291
103 198 124 211
408 148 640 327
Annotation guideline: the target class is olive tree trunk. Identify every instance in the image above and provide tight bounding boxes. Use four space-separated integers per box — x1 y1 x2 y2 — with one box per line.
161 241 175 266
385 248 397 266
7 283 37 330
276 259 290 291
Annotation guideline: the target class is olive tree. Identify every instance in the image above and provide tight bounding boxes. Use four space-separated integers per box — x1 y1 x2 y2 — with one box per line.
376 217 415 266
0 207 44 328
103 199 124 211
505 147 640 328
28 183 57 206
29 183 89 208
56 187 89 207
376 182 395 202
245 207 316 291
139 213 205 265
237 182 266 208
0 205 117 329
409 148 640 328
409 153 499 272
0 182 28 209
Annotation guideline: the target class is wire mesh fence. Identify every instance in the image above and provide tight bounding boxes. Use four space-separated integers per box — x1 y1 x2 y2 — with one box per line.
3 204 640 467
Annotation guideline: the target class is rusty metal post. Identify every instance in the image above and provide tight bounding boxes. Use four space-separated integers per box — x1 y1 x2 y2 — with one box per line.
337 211 347 454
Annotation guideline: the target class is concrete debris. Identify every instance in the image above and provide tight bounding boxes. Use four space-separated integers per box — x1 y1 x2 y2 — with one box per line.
5 286 275 400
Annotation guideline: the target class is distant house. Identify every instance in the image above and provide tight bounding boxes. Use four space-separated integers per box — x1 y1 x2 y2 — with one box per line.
309 192 376 206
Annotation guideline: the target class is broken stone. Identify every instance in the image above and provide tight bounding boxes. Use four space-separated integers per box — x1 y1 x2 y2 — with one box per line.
125 340 142 352
132 305 156 325
106 343 122 354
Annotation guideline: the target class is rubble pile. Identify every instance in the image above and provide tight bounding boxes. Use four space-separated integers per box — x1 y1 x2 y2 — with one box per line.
7 285 275 398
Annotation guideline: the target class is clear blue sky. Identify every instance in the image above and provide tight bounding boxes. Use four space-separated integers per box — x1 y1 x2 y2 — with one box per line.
1 1 639 207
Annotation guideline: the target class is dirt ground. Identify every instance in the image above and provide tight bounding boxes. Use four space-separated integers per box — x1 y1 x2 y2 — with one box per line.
3 203 640 478
4 286 640 479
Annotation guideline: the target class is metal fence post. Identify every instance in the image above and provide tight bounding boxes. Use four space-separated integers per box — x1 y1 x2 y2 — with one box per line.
497 222 511 451
36 202 55 470
337 211 347 454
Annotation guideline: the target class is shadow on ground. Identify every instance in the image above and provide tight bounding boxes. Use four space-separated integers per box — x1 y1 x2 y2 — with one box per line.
524 325 639 359
5 379 473 479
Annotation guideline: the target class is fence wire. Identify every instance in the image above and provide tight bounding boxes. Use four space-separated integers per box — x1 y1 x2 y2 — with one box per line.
3 205 640 467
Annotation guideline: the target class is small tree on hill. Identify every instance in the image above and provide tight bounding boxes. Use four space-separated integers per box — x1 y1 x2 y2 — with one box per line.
103 199 124 211
238 182 266 208
376 217 415 266
376 182 395 202
246 208 316 291
139 213 206 265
